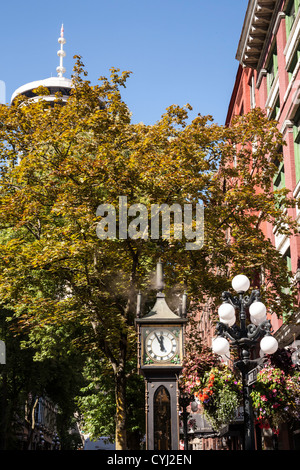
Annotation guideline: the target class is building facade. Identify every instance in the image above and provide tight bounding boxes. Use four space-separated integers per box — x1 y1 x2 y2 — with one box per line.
226 0 300 342
226 0 300 449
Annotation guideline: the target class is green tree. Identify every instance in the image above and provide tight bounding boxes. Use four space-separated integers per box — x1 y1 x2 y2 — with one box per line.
0 57 296 449
0 307 84 450
77 356 145 449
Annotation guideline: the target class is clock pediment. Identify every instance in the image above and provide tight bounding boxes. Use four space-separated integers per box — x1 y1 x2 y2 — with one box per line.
143 292 180 321
136 291 187 326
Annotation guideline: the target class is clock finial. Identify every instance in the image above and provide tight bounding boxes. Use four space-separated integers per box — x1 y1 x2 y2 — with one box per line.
181 291 187 318
156 259 164 292
136 291 142 318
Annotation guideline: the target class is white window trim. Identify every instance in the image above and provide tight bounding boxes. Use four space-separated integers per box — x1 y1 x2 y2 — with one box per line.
265 74 279 116
283 59 300 102
284 6 300 70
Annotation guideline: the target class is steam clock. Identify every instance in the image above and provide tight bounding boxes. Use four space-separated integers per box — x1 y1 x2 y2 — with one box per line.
136 261 188 450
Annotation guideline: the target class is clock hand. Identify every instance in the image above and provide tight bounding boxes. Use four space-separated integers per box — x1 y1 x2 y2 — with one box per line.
154 332 160 344
159 334 166 352
154 332 166 352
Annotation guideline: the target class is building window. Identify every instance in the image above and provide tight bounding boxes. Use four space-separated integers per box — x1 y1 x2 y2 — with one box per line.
284 247 292 273
293 109 300 183
250 75 256 109
273 149 285 211
286 0 300 38
287 43 300 80
273 160 285 192
270 96 280 120
267 45 278 93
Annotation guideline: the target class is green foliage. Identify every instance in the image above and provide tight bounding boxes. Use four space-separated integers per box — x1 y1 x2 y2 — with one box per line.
0 307 84 449
181 344 300 433
76 358 145 448
179 317 219 394
0 56 297 448
77 366 116 440
251 366 300 431
182 364 242 430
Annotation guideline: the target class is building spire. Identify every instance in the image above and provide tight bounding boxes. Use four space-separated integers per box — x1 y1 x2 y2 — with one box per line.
56 24 66 77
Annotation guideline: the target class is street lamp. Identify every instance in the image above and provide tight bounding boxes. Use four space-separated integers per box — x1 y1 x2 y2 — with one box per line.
212 274 278 450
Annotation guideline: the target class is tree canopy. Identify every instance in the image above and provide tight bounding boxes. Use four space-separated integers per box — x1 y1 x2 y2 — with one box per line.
0 57 297 448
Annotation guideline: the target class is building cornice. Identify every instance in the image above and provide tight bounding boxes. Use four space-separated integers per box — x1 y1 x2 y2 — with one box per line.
236 0 280 69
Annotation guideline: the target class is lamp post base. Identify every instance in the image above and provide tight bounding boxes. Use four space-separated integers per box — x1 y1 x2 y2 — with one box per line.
236 359 256 450
242 374 256 450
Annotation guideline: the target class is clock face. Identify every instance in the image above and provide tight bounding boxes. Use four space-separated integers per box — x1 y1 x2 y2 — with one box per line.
145 328 178 363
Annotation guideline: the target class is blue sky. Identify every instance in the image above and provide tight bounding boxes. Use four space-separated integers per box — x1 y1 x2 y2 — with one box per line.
1 0 248 125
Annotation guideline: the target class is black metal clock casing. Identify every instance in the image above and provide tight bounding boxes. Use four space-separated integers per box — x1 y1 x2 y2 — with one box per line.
136 292 187 373
135 285 188 451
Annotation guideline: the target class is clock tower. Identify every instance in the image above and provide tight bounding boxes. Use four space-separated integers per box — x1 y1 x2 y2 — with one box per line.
135 261 188 450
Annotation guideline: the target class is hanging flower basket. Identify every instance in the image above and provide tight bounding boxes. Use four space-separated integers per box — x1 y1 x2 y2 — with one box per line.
250 367 300 432
191 365 242 431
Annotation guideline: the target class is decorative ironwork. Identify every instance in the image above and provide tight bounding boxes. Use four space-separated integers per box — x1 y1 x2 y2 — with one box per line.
216 288 273 353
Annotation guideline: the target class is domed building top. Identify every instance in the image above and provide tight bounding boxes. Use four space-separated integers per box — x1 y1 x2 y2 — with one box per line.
11 24 73 104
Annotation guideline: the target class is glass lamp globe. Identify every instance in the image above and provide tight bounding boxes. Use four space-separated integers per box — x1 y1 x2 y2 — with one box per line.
221 315 236 327
191 401 199 412
249 301 266 320
218 303 235 320
212 336 230 355
232 274 250 293
250 315 264 326
260 335 278 355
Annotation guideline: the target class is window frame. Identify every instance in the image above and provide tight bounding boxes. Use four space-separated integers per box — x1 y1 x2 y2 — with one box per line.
266 44 278 93
293 108 300 183
286 0 300 38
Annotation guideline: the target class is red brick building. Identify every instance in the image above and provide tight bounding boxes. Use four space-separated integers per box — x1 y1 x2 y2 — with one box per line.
226 0 300 346
225 0 300 449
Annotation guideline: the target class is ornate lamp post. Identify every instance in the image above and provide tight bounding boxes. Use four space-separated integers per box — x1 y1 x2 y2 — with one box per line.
212 274 278 451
